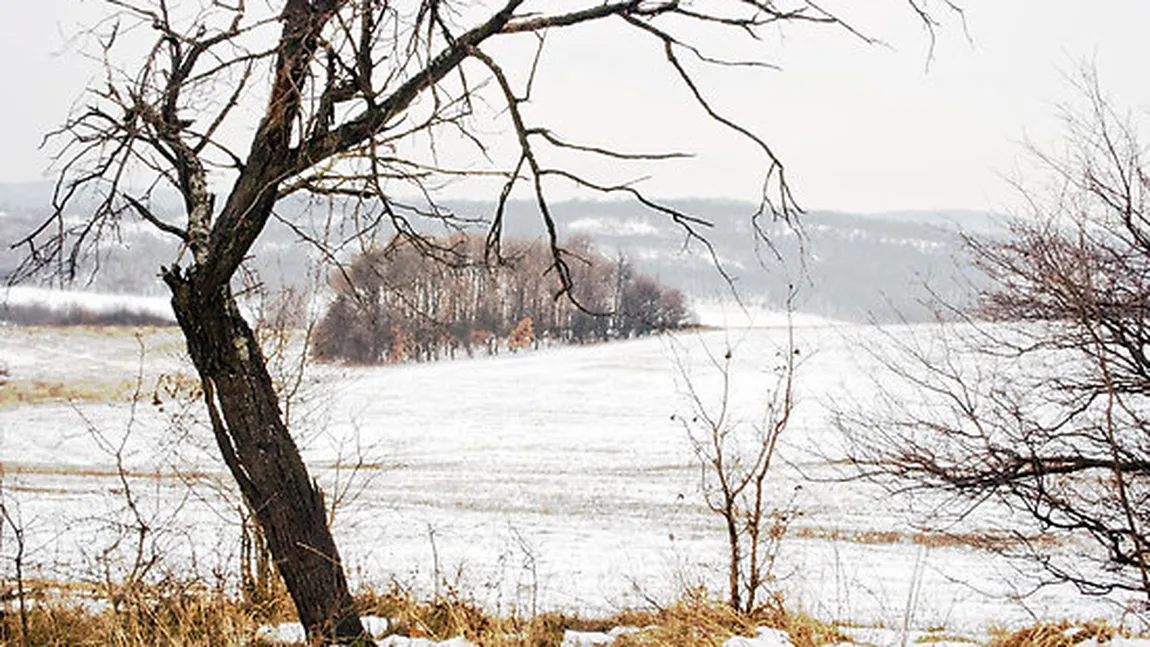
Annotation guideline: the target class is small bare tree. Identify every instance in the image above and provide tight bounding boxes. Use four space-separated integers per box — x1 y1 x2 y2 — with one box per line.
672 295 799 613
841 69 1150 611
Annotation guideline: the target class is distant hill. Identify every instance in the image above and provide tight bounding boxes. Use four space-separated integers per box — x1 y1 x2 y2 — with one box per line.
0 182 1001 322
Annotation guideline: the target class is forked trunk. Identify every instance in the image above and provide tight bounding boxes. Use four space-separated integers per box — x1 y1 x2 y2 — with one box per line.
164 267 370 645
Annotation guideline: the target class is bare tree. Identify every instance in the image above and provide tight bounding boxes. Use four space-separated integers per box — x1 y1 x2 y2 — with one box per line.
672 291 799 613
12 1 959 643
841 69 1150 611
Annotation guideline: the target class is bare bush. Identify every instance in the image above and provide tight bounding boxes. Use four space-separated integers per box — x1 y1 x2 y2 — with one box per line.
672 295 799 613
840 70 1150 612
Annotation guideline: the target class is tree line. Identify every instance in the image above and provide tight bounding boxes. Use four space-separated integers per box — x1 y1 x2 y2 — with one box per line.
312 234 691 365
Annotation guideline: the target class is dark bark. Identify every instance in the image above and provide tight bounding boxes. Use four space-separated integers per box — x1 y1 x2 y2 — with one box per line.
163 265 369 645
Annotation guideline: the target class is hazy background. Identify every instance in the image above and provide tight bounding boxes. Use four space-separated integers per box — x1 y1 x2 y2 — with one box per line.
2 1 1150 214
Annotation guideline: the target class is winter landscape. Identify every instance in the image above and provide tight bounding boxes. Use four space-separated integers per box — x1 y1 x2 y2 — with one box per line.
5 1 1150 646
2 283 1147 645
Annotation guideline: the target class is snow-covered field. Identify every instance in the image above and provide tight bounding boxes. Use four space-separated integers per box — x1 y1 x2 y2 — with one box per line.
1 285 175 321
0 308 1141 641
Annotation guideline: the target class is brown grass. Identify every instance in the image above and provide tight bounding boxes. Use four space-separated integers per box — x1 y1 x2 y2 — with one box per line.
1 579 1136 647
0 371 203 410
357 582 563 646
0 462 209 482
349 585 849 647
790 526 1061 551
0 378 140 409
0 579 263 647
986 621 1120 647
602 589 847 647
915 632 981 644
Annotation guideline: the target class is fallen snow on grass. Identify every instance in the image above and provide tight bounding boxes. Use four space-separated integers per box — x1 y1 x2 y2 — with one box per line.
377 637 476 647
257 616 390 644
1085 639 1150 647
256 622 307 644
724 627 794 647
561 627 643 647
838 625 980 647
0 322 1141 636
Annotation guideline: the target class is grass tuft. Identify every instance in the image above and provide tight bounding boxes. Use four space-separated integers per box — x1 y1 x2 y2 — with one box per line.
986 620 1120 647
0 378 139 409
0 579 262 646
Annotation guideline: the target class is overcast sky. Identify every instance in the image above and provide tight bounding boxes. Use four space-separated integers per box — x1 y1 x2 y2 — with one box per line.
2 1 1149 214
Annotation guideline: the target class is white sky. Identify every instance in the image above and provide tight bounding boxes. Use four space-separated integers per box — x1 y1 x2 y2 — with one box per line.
2 1 1149 214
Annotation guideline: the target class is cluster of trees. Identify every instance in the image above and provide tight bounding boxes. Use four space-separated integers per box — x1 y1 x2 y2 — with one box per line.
312 234 691 364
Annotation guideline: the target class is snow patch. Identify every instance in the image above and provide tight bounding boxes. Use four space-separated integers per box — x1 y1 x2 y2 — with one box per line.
837 626 980 647
567 217 659 237
256 622 306 644
362 616 391 636
723 627 795 647
1077 639 1150 647
377 637 475 647
257 615 390 645
561 627 642 647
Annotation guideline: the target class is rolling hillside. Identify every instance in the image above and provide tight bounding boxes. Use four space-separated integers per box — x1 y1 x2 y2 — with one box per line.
1 182 999 322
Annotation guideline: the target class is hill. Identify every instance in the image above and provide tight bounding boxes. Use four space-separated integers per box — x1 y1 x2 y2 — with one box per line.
0 183 999 322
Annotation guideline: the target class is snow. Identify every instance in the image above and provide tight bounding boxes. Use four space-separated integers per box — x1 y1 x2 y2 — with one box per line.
567 217 660 237
1 285 174 321
256 622 307 644
560 630 616 647
690 301 845 328
561 627 643 646
363 616 392 637
560 627 794 647
257 615 390 644
1087 639 1150 647
0 318 1142 638
724 627 794 647
377 637 475 647
837 626 980 647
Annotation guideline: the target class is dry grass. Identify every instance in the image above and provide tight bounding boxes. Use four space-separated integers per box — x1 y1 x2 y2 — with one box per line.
915 632 981 644
1 579 1137 647
353 585 848 647
0 370 202 410
985 620 1121 647
0 462 209 482
0 579 263 647
603 589 850 647
790 527 1061 551
1 579 854 647
0 378 140 409
356 582 563 646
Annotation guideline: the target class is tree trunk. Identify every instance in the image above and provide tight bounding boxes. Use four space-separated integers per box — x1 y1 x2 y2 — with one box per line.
164 267 370 645
725 504 742 612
